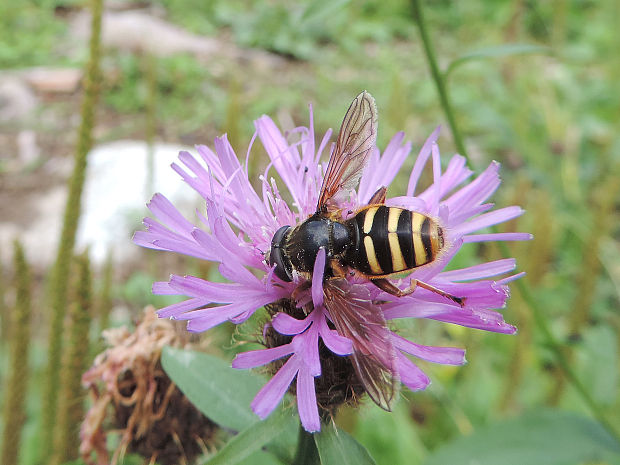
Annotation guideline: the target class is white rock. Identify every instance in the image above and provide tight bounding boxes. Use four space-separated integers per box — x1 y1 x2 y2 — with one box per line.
76 140 201 264
71 10 221 58
0 186 66 267
68 9 281 67
22 67 83 94
17 130 40 165
0 76 38 123
0 140 202 267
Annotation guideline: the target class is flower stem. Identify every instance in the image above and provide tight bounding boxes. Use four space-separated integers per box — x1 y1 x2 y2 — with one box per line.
411 0 620 442
293 425 320 465
548 170 617 405
51 251 94 465
410 0 469 160
97 252 113 334
40 0 103 456
1 241 32 465
0 249 7 344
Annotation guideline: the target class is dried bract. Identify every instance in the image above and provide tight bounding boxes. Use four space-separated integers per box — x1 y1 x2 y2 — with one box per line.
80 308 217 465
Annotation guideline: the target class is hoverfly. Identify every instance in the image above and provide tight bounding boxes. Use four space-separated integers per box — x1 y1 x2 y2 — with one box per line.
268 91 464 410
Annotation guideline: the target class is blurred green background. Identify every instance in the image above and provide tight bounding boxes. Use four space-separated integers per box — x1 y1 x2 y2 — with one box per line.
1 0 619 464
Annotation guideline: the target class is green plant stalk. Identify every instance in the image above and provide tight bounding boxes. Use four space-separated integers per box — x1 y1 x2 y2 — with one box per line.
410 0 619 441
548 165 618 405
551 0 568 50
294 426 320 465
1 241 33 465
497 288 528 413
40 0 103 457
51 252 94 465
427 377 474 436
0 248 7 344
408 0 617 437
224 78 242 153
498 240 620 444
499 184 549 412
411 0 469 160
97 252 113 332
568 174 616 336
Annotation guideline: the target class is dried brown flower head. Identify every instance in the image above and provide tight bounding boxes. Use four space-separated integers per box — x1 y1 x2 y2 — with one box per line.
80 308 217 465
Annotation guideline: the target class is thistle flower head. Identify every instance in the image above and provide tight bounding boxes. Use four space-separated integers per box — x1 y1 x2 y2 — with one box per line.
80 308 217 465
134 96 530 432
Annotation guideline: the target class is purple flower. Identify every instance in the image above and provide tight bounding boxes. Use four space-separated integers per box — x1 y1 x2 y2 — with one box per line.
134 101 531 433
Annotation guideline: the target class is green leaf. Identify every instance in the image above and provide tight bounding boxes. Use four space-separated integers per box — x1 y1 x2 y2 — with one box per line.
161 346 264 431
162 346 299 462
578 325 618 405
423 409 620 465
263 419 299 464
445 43 552 77
354 402 426 465
314 422 377 465
238 450 285 465
300 0 350 23
203 409 297 465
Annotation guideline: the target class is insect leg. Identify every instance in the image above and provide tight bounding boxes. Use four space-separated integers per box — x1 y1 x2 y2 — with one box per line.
330 260 350 279
368 186 387 204
371 278 465 307
291 280 312 302
414 280 466 307
370 278 413 297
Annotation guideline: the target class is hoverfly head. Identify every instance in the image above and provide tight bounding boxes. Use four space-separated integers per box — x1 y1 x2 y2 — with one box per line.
268 225 293 282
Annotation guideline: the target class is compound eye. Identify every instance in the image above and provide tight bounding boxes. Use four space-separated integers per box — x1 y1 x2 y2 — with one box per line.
268 226 292 282
269 246 293 282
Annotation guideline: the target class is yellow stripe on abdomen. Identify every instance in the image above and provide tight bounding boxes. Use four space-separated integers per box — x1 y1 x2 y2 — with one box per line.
411 212 427 265
388 232 406 271
363 235 383 274
430 222 441 258
363 207 378 234
387 207 401 233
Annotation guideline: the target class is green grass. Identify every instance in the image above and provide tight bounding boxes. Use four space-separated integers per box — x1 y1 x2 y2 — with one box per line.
0 1 69 68
1 0 619 464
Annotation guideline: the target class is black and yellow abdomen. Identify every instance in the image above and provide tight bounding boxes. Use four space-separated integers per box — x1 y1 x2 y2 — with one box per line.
345 205 444 277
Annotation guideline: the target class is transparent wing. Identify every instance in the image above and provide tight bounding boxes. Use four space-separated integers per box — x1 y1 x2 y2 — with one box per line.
317 91 378 212
323 280 399 411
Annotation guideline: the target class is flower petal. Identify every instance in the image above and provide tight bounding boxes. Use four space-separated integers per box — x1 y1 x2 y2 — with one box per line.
272 312 312 335
443 161 501 217
147 193 195 234
184 302 260 332
294 319 321 376
393 334 466 365
453 206 525 236
437 258 516 282
232 344 294 369
156 297 209 319
430 309 517 334
311 248 326 308
407 126 441 196
251 355 300 419
359 132 411 203
463 233 533 243
297 365 321 432
318 312 353 355
397 353 430 391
